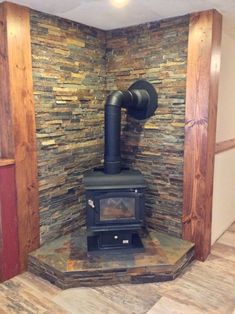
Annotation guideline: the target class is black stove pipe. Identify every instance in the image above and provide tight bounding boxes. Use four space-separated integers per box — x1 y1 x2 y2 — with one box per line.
104 88 150 174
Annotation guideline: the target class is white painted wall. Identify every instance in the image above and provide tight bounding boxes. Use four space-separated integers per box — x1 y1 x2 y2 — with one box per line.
212 27 235 244
212 151 235 244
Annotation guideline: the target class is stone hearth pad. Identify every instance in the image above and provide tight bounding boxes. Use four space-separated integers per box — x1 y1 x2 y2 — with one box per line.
28 229 194 289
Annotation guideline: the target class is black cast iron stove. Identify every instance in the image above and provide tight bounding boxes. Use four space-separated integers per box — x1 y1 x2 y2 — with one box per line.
84 80 158 252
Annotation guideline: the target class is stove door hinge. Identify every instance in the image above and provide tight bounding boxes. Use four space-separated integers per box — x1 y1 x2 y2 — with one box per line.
88 199 95 208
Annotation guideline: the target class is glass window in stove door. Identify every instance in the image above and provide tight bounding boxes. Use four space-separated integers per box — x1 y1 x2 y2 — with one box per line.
100 197 135 221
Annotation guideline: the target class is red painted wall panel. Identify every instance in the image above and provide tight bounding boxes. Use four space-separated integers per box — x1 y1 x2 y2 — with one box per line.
0 165 20 281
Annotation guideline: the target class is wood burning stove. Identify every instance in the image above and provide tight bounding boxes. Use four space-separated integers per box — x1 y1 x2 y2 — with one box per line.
84 168 146 251
84 80 158 252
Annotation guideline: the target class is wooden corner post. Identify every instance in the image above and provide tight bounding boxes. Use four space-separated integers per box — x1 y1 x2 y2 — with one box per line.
183 10 222 261
0 1 39 272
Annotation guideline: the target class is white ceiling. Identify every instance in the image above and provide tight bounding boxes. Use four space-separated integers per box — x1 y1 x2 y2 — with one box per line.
6 0 235 36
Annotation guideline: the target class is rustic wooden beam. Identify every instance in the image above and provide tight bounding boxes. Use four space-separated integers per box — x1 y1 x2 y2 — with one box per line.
182 10 222 261
0 164 20 281
215 138 235 154
0 2 39 271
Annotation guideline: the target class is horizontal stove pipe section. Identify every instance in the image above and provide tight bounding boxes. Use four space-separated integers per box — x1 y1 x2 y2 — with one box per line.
104 80 158 175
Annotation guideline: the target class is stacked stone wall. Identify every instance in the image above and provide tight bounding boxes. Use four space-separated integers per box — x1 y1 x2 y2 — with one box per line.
31 11 106 243
106 16 189 236
31 11 189 242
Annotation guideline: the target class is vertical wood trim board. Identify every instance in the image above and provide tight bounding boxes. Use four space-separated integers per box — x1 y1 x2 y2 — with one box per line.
0 2 40 271
0 4 14 157
0 165 20 281
183 10 222 261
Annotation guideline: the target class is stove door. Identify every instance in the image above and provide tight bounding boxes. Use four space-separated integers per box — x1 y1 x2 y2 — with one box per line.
100 197 135 221
94 191 143 225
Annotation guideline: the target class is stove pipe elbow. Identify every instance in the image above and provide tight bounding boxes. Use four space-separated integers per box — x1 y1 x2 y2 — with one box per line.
104 80 158 175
